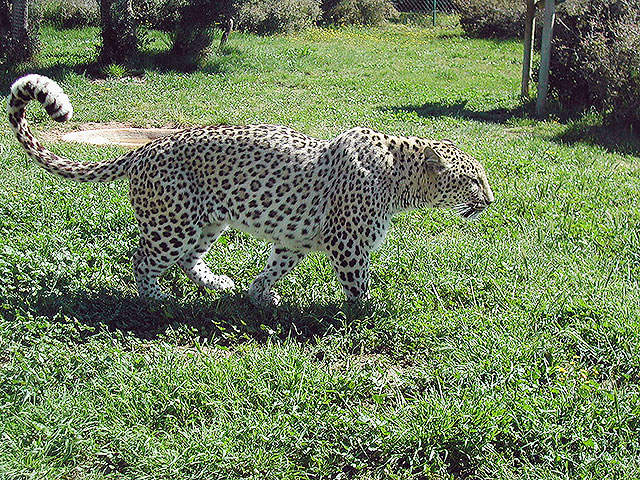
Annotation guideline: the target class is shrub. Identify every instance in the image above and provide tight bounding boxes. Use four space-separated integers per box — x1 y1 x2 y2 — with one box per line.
38 0 99 28
134 0 190 32
551 0 640 129
327 0 397 25
139 0 228 70
455 0 525 38
232 0 321 34
319 0 337 23
169 0 228 67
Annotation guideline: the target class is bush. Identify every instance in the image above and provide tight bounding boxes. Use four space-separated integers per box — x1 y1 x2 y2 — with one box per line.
551 0 640 129
38 0 99 28
319 0 337 23
37 0 193 32
327 0 397 25
134 0 197 32
455 0 525 38
169 0 229 68
232 0 321 34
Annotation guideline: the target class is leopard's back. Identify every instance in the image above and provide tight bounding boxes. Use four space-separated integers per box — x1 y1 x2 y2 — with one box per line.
128 124 335 249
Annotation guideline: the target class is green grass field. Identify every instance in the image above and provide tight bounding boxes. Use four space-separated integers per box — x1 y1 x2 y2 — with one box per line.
1 25 639 479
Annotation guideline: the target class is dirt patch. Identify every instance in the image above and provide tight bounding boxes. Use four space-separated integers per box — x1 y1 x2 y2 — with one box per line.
62 127 179 148
42 122 182 148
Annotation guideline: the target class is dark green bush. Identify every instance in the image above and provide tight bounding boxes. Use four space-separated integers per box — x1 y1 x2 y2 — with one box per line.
232 0 321 34
551 0 640 129
327 0 397 25
319 0 337 23
147 0 318 44
38 0 185 32
455 0 525 38
38 0 99 28
169 0 229 68
134 0 193 32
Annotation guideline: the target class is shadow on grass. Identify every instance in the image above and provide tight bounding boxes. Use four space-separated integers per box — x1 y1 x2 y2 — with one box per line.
1 61 96 93
552 119 640 157
0 45 247 93
381 99 534 124
15 285 390 346
385 100 640 157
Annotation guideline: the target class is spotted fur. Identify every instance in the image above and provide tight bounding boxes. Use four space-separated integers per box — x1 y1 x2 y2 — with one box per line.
7 74 494 306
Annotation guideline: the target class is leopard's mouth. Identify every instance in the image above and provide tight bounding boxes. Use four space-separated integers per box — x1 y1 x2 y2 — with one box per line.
452 202 487 220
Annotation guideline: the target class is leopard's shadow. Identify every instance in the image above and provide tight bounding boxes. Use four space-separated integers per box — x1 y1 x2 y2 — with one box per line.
23 287 386 344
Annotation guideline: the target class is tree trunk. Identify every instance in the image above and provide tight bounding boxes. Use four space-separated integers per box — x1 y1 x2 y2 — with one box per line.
219 18 233 48
98 0 138 64
10 0 32 61
11 0 27 40
0 0 11 58
99 0 116 62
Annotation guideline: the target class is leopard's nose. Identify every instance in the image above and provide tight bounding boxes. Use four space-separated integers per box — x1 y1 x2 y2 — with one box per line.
484 184 495 205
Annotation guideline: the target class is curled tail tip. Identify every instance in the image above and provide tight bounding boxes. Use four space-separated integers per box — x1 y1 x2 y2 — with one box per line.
52 108 73 122
8 73 73 124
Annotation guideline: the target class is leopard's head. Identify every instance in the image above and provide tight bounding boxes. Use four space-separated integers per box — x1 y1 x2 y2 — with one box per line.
420 139 494 219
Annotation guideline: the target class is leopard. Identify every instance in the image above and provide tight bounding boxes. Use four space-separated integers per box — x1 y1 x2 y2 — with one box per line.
7 74 494 307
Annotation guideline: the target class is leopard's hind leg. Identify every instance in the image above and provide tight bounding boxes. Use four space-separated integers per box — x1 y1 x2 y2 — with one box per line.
131 205 203 299
133 219 235 299
133 243 175 300
248 245 306 307
177 222 235 291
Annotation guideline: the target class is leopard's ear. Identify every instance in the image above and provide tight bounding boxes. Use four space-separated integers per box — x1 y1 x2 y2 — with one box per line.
423 146 451 173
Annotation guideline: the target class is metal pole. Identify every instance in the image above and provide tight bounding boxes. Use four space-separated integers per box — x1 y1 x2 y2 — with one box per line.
432 0 436 27
521 0 536 99
536 0 556 117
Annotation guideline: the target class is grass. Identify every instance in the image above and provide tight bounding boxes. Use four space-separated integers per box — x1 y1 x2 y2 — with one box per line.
1 24 639 479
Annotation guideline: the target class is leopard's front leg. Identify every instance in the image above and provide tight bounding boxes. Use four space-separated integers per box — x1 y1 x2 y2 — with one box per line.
323 237 372 302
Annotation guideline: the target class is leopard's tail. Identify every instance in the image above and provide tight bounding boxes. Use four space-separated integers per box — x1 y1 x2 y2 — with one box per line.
7 74 131 182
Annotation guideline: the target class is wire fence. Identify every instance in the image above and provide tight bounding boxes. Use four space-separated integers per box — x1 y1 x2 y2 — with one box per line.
392 0 463 26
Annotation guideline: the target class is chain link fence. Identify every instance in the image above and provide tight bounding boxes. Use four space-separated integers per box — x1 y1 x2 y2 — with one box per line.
392 0 463 26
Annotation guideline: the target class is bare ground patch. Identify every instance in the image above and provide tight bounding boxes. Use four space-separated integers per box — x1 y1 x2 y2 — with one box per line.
41 122 181 147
